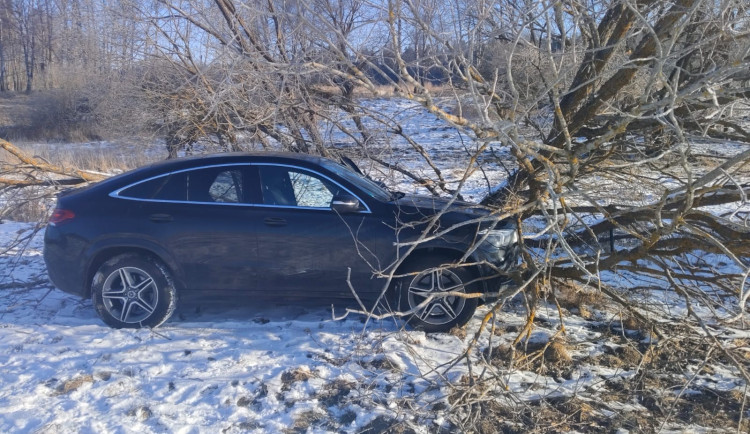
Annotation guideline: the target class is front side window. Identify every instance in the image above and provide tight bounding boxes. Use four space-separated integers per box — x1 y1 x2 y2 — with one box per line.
290 171 334 207
319 160 392 202
259 166 340 208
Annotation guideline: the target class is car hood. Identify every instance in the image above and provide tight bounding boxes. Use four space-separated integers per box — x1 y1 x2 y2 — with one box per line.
393 194 491 217
390 194 515 245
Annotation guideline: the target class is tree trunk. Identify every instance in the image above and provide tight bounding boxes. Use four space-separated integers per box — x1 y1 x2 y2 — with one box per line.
0 39 6 92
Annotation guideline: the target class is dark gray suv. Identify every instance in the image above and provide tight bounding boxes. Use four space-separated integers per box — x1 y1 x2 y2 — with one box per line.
44 152 518 332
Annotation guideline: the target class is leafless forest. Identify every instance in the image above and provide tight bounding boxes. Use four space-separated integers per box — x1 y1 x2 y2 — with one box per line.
1 0 750 431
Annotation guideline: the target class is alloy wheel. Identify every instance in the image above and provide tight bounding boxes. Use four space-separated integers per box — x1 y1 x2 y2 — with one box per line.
406 268 467 326
101 267 159 324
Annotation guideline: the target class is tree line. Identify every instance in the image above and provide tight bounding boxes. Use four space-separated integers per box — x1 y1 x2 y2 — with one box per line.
0 0 137 92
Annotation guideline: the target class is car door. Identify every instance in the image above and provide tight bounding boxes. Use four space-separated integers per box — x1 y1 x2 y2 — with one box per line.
253 164 392 298
117 165 261 294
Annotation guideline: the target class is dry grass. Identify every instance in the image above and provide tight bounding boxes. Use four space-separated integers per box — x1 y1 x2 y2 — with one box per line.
448 325 467 339
544 340 572 364
5 142 158 174
52 374 94 395
280 367 314 391
0 186 54 222
284 410 326 433
1 140 158 222
553 279 604 318
0 91 103 142
483 337 573 369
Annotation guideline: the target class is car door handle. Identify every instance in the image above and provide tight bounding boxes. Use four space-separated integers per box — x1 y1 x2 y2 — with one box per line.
264 217 287 227
149 213 173 223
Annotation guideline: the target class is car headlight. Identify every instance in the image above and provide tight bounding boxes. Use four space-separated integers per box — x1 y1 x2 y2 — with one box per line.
478 228 518 249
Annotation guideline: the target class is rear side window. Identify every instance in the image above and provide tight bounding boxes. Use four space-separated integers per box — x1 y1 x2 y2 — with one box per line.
119 173 186 200
117 167 247 204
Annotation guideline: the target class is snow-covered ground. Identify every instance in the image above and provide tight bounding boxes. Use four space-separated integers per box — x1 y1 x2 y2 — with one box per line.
1 99 749 432
1 221 748 432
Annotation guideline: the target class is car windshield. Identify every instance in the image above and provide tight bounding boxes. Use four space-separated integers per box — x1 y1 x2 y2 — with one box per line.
320 160 393 202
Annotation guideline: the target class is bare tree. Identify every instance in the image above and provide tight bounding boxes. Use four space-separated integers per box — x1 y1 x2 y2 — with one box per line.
362 0 750 429
154 0 748 428
142 0 750 306
2 0 747 429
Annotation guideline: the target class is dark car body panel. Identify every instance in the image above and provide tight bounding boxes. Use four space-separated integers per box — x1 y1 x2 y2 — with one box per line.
44 152 518 303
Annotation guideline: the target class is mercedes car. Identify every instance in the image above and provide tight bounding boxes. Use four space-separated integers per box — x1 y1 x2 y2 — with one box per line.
44 152 518 332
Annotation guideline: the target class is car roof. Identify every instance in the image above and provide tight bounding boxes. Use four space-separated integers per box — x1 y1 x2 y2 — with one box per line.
82 151 336 195
141 151 329 171
128 151 330 177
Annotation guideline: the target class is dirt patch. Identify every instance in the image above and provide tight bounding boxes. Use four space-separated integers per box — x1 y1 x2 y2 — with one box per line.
317 378 357 407
451 393 617 433
674 388 749 429
483 344 514 364
222 420 262 432
283 410 326 434
237 382 268 409
360 415 416 434
307 351 346 366
620 314 641 330
361 355 402 373
126 405 152 421
94 371 112 381
589 344 649 369
645 337 701 373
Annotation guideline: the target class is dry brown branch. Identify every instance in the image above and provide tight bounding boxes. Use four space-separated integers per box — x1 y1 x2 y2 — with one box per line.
0 138 105 184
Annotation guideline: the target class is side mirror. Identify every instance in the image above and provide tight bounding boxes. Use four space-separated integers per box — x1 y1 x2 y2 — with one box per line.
331 194 361 213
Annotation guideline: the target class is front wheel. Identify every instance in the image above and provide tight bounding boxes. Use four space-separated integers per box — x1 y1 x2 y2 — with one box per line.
396 257 478 333
91 254 177 329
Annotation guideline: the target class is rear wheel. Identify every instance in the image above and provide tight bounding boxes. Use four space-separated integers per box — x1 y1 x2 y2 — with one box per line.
91 254 177 329
396 256 479 333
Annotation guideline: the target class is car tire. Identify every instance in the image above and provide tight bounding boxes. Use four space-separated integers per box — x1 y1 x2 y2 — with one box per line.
91 253 177 329
396 256 479 333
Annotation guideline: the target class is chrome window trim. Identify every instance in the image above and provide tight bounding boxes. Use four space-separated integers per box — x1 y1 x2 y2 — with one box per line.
109 162 372 214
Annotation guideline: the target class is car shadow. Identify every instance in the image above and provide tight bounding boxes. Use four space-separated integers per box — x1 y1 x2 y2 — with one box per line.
168 296 402 332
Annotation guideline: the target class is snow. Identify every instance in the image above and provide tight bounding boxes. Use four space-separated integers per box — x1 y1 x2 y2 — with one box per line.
0 222 474 432
2 99 749 432
3 220 744 432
